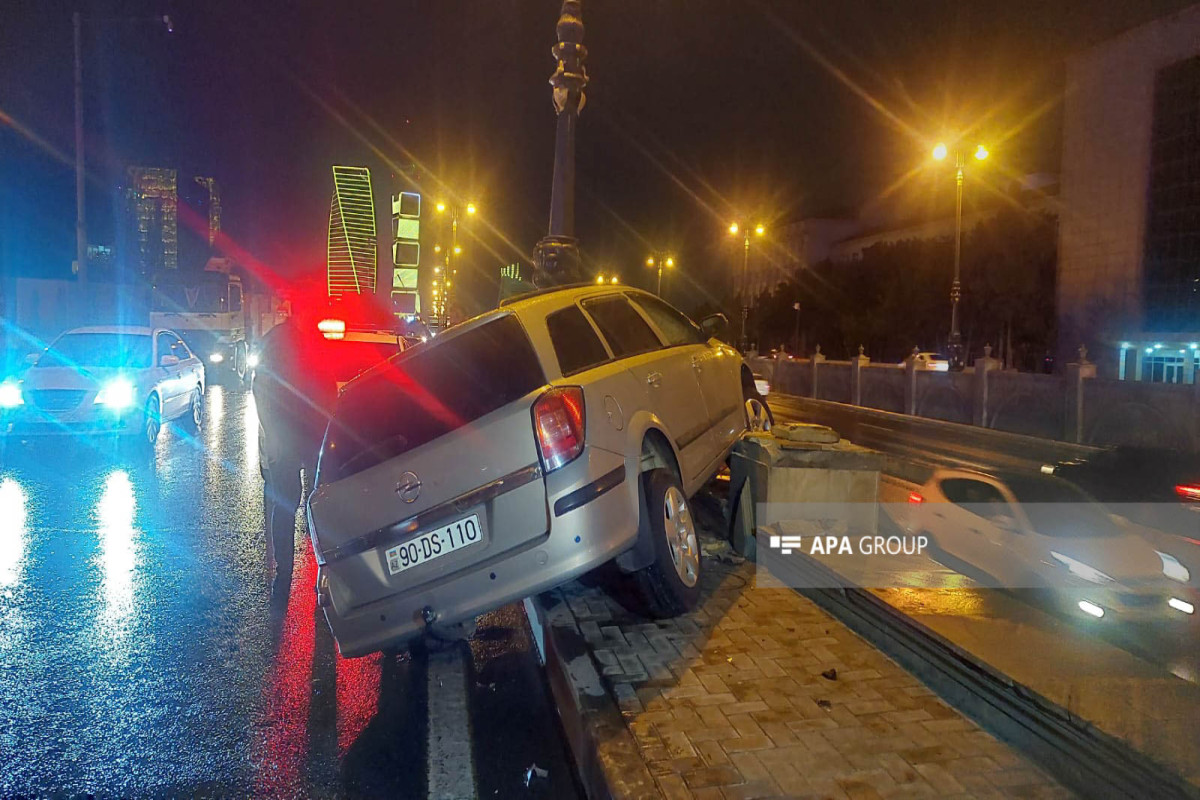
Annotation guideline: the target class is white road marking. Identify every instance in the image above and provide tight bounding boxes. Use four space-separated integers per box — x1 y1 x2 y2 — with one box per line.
426 646 477 799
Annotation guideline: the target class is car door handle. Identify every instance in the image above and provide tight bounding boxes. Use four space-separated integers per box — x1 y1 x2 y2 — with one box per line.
646 372 663 388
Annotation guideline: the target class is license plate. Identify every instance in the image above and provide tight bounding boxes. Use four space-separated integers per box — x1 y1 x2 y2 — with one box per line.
384 514 482 575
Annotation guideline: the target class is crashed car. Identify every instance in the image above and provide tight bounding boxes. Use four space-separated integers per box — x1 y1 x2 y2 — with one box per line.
307 285 761 656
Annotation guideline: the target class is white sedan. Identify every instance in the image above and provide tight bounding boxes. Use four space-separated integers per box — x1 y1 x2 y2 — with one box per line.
0 325 205 448
906 468 1194 621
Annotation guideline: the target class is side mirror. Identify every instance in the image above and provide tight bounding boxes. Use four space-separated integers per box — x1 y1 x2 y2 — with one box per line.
699 313 729 339
159 354 180 368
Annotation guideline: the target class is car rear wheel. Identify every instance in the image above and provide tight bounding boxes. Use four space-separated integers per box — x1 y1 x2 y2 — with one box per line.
634 468 702 617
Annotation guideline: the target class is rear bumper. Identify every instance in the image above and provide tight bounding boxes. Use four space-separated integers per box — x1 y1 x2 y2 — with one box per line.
318 447 637 657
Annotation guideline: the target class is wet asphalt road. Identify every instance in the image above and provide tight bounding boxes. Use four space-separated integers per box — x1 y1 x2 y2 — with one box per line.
0 383 581 798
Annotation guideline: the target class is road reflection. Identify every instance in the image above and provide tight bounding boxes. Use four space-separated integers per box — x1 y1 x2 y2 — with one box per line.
94 470 141 650
0 477 27 590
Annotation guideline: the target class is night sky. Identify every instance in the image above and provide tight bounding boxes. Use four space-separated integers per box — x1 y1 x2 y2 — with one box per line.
2 0 1194 311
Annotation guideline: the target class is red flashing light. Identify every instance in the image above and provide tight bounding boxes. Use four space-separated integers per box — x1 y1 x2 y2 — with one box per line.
318 318 346 340
908 491 924 504
533 386 585 472
1175 484 1200 503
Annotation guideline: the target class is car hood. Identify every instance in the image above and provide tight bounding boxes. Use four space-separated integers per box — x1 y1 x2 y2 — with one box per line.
21 366 131 390
1041 533 1165 584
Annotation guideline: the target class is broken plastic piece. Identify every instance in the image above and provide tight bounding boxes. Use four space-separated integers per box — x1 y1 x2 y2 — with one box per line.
524 763 549 787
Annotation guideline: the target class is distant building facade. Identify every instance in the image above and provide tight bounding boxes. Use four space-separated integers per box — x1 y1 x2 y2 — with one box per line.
1058 4 1200 383
326 166 378 297
124 167 178 274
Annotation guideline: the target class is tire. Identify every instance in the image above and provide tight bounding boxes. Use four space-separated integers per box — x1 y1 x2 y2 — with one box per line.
236 343 250 386
182 388 203 433
743 388 774 433
634 468 702 617
142 394 162 449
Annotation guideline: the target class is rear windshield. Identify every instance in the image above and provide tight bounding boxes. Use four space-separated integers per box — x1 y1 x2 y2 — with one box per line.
319 314 546 483
38 333 152 369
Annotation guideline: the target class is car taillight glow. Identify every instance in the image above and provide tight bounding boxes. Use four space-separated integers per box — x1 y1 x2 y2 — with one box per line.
318 318 346 340
532 386 585 472
908 491 924 504
1175 484 1200 503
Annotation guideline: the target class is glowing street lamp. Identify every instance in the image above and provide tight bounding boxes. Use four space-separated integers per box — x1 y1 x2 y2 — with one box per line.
432 200 477 327
729 220 767 351
646 251 677 296
931 141 990 370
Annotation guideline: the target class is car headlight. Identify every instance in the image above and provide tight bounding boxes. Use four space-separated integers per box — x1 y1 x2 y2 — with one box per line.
1050 551 1115 585
209 352 225 364
94 378 136 410
0 381 23 408
1157 551 1190 584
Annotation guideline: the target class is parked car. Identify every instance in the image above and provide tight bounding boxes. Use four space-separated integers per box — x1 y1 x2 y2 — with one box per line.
0 325 205 449
306 285 759 656
906 468 1194 621
899 352 950 371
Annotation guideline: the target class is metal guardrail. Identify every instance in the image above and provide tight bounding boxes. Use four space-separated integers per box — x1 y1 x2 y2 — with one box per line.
768 393 1100 482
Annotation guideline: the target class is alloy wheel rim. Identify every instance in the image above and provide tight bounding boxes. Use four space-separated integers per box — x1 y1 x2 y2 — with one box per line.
192 393 202 428
663 485 699 587
146 400 160 444
745 398 771 432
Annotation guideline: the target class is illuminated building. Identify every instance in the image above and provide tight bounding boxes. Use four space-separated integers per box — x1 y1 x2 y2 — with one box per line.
327 166 378 296
124 167 178 273
179 176 221 271
1058 5 1200 382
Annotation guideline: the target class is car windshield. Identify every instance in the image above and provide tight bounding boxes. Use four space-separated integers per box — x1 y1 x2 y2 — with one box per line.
36 333 152 369
1004 475 1122 537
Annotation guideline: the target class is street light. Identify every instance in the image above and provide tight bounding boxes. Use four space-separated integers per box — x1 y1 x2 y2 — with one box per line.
645 251 677 296
931 141 989 371
433 200 477 327
729 220 766 351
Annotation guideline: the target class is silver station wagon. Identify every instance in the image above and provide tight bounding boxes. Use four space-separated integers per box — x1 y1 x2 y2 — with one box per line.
307 285 765 657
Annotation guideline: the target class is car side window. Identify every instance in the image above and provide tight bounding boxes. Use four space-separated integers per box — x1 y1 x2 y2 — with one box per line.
581 295 662 359
546 305 611 376
628 294 707 347
155 332 176 365
940 478 1012 519
172 337 193 360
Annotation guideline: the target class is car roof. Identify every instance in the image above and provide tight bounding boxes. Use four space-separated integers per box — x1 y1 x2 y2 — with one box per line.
65 325 154 336
499 284 659 316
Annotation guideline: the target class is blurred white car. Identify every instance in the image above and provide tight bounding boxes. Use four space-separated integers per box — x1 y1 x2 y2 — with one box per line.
907 468 1194 621
899 352 950 371
0 326 205 448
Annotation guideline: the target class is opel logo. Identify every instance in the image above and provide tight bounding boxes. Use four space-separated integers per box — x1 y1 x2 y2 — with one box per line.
395 471 422 503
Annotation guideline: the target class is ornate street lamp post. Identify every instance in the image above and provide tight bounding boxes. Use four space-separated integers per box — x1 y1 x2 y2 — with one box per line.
728 221 765 352
534 1 588 286
932 141 988 371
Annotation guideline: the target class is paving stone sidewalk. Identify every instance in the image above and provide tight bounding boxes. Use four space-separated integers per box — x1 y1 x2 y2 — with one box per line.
548 539 1071 800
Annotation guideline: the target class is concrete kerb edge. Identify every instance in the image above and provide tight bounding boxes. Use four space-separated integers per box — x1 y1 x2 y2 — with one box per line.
528 591 659 800
791 562 1200 800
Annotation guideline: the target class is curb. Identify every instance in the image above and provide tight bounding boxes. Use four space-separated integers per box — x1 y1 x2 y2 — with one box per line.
777 551 1200 800
527 592 658 800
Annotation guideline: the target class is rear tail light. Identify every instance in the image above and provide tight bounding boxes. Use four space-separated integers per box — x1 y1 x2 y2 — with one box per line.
533 386 585 472
318 318 346 340
908 491 924 504
1175 484 1200 503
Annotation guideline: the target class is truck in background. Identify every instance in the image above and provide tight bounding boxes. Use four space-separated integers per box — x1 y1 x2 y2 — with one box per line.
150 258 284 386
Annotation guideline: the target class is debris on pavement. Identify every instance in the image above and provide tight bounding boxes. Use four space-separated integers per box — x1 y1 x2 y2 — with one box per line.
523 763 549 788
821 667 838 681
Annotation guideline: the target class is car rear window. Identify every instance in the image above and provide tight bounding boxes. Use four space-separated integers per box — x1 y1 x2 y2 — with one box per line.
319 314 546 482
581 295 661 358
546 305 610 375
